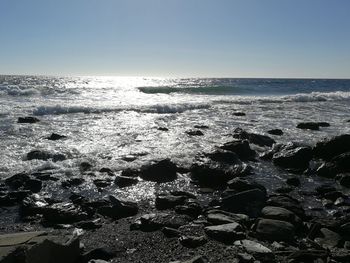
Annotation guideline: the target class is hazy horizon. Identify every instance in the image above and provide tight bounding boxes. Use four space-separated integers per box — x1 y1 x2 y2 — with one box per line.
1 0 350 78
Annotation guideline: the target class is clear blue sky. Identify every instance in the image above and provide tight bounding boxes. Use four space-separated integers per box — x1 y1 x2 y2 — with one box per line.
1 0 349 78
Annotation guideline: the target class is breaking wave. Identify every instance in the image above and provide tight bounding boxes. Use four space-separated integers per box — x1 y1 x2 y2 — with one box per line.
33 103 211 116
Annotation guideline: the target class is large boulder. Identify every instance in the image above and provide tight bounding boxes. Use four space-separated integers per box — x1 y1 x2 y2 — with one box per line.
297 122 330 131
190 159 250 188
255 218 295 242
26 150 66 162
272 144 312 170
220 140 256 161
139 159 177 183
261 206 301 226
205 149 242 164
232 128 276 147
220 188 267 218
266 195 305 220
313 134 350 160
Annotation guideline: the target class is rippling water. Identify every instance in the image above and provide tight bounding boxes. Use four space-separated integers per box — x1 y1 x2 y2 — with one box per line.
1 76 350 202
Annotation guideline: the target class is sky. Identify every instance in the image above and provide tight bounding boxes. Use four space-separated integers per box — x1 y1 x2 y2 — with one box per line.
0 0 350 78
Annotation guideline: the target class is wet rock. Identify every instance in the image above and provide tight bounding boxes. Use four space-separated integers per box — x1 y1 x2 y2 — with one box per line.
221 188 267 218
255 218 295 242
99 167 114 175
179 235 207 248
297 122 329 130
233 112 246 116
339 222 350 237
194 125 209 129
76 219 102 230
0 190 31 206
175 199 202 218
162 227 181 238
267 129 283 136
155 194 187 210
232 128 275 147
42 202 90 224
18 116 40 123
80 162 93 172
24 179 42 193
286 177 301 187
261 206 301 226
130 213 189 232
47 133 66 140
120 168 139 177
171 191 197 199
32 172 58 181
5 173 42 193
339 174 350 188
190 159 250 188
93 179 112 188
315 228 342 249
61 178 85 188
272 145 312 170
114 175 138 187
157 127 169 131
266 195 305 219
82 246 119 262
227 178 266 193
139 159 177 183
186 130 204 136
220 140 256 161
97 196 138 219
313 134 350 160
315 184 336 196
27 150 66 162
0 231 80 263
205 149 241 164
204 222 245 243
234 239 274 261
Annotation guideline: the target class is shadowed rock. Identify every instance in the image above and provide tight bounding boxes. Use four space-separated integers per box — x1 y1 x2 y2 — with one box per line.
139 159 177 183
47 133 66 140
255 218 295 242
313 134 350 160
205 222 244 243
18 117 40 123
233 128 275 147
220 140 256 161
272 145 312 170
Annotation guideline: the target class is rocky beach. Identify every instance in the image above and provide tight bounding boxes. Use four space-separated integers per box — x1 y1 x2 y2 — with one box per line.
1 76 350 262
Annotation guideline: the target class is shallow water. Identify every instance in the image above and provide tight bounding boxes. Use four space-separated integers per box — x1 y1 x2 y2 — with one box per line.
1 76 350 205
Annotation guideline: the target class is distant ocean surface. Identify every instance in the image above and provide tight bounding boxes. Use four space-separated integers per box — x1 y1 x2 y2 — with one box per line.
1 76 350 200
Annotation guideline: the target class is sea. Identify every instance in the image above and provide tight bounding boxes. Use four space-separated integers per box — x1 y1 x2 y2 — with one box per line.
1 76 350 204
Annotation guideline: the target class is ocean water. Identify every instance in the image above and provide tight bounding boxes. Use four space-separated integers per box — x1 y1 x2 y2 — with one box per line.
1 76 350 202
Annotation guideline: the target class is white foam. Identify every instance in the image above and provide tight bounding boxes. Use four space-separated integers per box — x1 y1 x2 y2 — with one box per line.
33 103 211 116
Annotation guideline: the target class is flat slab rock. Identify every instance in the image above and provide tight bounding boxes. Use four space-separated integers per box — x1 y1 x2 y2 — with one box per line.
234 239 273 257
0 231 80 263
204 222 245 243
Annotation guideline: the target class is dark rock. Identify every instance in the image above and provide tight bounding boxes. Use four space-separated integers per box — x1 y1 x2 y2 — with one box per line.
220 140 256 161
232 128 276 147
93 179 112 188
5 173 30 189
155 194 187 210
286 177 301 187
139 159 177 183
266 195 305 219
205 149 241 164
27 150 66 162
272 145 312 170
206 211 249 225
97 196 138 219
179 235 207 248
339 174 350 188
313 134 350 160
233 112 246 116
82 246 119 262
261 206 301 226
315 228 342 249
47 133 66 140
275 187 293 194
42 202 90 224
120 168 139 177
204 222 245 243
267 129 283 136
194 125 209 129
157 127 169 131
32 172 58 181
0 190 31 206
255 218 295 242
234 239 274 261
190 160 250 188
162 227 181 238
227 178 266 193
80 162 93 172
18 116 40 123
130 213 189 232
179 256 209 263
24 179 42 193
297 122 324 130
76 219 102 230
175 199 202 218
170 191 197 199
61 178 84 188
315 184 336 196
287 250 328 262
186 130 204 136
221 188 267 218
114 175 138 187
99 167 114 175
